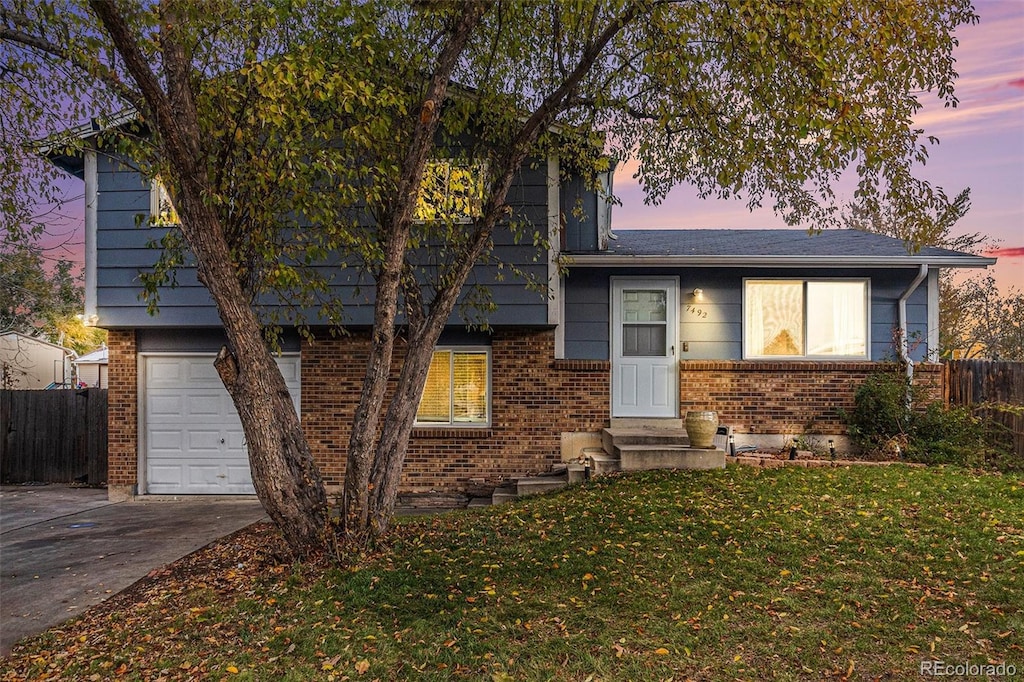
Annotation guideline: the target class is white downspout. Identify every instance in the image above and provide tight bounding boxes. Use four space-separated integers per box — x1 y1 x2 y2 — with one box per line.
898 264 929 390
84 144 98 324
547 153 563 358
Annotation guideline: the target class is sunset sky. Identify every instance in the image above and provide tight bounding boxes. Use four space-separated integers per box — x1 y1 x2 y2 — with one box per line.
36 1 1022 293
614 0 1023 292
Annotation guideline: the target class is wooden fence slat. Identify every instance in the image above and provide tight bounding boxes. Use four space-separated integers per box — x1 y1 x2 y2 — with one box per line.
86 388 108 485
945 360 1024 462
0 389 108 485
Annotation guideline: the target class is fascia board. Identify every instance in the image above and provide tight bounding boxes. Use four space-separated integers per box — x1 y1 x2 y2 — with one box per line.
564 254 997 268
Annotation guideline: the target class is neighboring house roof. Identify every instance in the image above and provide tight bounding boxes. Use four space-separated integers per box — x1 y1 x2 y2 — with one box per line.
73 347 109 365
41 110 139 179
566 229 996 268
0 331 77 356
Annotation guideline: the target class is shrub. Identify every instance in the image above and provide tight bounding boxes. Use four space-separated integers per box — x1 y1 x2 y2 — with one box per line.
842 370 914 451
843 369 1015 470
905 403 987 467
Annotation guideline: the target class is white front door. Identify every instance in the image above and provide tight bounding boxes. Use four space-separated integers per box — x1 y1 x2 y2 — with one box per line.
143 354 300 494
611 278 678 418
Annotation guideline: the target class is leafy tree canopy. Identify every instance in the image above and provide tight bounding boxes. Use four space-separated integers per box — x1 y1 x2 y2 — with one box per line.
0 0 979 555
0 242 106 354
843 188 1021 360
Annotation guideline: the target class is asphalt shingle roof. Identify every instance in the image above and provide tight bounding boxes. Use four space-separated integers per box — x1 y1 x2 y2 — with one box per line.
603 229 973 259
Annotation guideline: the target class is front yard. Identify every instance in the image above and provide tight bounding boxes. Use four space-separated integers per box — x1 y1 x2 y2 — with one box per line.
3 465 1022 680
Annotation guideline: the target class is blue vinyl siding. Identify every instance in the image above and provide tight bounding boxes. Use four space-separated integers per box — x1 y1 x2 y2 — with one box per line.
94 154 550 328
563 270 609 359
561 176 599 252
563 267 934 362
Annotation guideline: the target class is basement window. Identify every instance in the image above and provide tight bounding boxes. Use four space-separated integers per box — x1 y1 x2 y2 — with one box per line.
415 348 491 426
744 279 868 359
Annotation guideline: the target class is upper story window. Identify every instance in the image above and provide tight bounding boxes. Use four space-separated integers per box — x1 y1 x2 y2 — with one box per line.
413 160 488 223
415 347 490 427
150 178 180 226
744 279 868 359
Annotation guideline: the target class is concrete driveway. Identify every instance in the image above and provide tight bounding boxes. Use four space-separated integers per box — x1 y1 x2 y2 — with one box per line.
0 484 266 657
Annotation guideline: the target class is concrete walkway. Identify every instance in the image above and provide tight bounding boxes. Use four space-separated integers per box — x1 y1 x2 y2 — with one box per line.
0 485 266 657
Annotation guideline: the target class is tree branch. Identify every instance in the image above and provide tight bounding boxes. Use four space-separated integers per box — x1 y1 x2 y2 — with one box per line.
87 0 193 177
0 17 144 111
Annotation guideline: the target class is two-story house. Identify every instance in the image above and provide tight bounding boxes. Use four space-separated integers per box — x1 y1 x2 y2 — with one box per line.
48 128 994 500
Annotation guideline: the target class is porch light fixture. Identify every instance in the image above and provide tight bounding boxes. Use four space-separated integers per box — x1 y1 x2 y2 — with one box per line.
692 288 704 301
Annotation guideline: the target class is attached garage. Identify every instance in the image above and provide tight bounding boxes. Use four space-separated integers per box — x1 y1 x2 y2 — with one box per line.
142 354 300 495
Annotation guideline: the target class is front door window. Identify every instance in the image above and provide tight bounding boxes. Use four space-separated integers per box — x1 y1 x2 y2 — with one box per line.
621 290 668 356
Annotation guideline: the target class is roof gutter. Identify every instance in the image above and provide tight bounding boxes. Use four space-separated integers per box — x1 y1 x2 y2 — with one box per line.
898 263 930 400
564 254 996 268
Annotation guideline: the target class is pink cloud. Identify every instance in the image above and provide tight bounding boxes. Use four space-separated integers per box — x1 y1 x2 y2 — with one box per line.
985 247 1024 258
1009 78 1024 89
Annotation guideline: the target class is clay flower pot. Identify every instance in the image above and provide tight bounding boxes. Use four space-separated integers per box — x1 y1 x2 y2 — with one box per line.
685 410 719 449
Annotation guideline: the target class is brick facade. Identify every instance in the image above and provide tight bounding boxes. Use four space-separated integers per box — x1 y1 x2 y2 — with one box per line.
104 328 947 497
302 329 610 492
105 329 138 498
678 360 944 436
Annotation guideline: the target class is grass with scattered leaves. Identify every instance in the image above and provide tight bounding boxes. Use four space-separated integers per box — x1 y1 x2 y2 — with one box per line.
3 465 1022 680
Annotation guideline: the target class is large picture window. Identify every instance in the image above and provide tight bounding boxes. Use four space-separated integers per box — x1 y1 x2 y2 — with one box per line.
414 160 487 223
744 279 868 359
416 348 490 426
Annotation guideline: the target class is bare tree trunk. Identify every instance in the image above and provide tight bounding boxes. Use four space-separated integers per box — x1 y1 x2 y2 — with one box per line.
90 0 329 558
341 1 487 542
359 4 642 538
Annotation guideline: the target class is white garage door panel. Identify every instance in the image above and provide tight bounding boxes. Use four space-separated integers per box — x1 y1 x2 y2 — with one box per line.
148 429 185 452
149 465 185 487
144 355 300 495
188 395 225 418
149 395 182 417
186 429 224 451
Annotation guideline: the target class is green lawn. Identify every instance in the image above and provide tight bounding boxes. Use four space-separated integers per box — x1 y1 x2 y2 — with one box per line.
4 465 1022 681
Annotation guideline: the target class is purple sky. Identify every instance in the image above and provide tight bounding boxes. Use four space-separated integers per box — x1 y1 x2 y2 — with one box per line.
40 2 1021 291
614 0 1024 292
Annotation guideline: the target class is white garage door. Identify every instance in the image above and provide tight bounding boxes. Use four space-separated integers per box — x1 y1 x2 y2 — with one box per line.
144 354 300 495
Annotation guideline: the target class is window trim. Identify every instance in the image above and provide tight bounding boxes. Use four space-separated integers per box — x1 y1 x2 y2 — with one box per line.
414 346 492 428
742 277 871 360
413 159 489 225
149 178 180 227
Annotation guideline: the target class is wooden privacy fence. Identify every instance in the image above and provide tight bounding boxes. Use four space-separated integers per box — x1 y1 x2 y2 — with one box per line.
945 360 1024 462
945 360 1024 406
0 389 107 485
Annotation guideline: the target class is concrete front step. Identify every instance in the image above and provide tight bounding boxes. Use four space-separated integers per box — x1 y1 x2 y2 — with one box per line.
517 475 568 497
586 449 622 475
609 417 683 430
602 428 691 454
491 491 519 505
617 444 725 471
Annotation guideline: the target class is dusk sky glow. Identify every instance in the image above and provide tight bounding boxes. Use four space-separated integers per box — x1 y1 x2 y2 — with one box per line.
615 0 1024 292
34 1 1023 294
